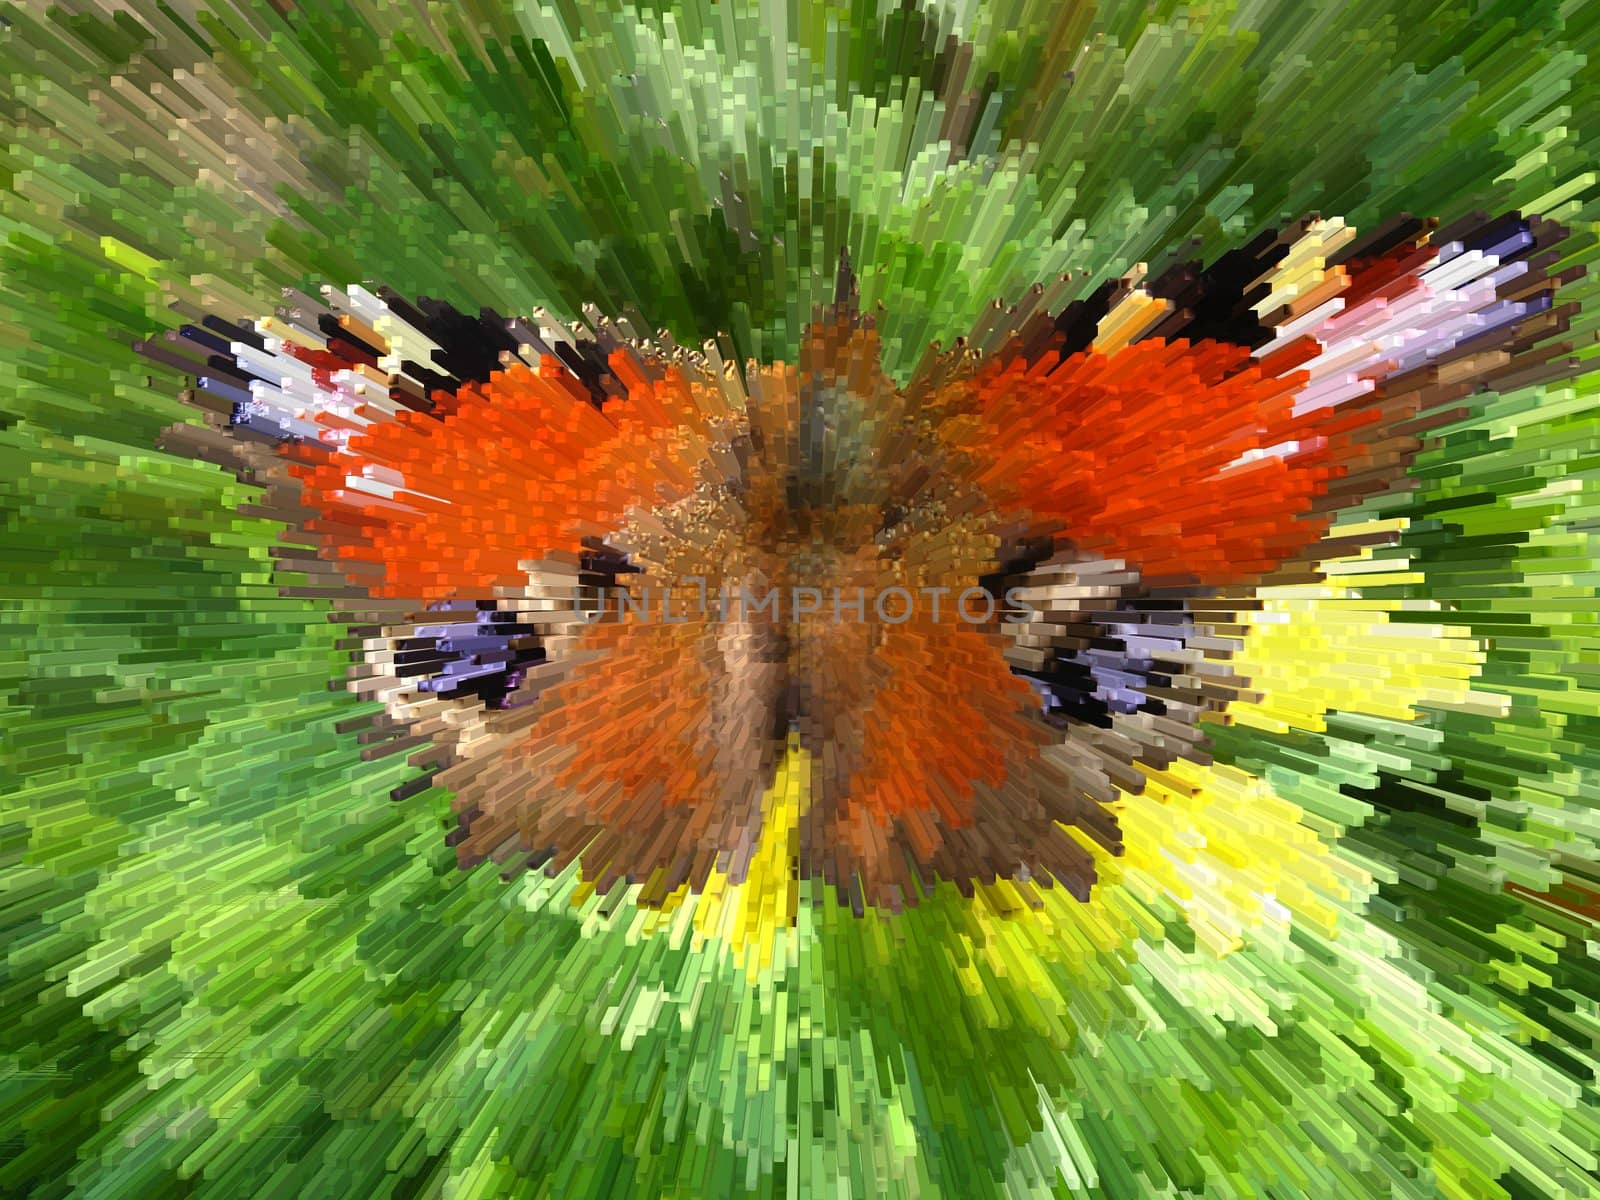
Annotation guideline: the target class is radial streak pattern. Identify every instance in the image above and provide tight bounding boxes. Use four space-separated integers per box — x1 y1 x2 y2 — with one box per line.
3 3 1600 1199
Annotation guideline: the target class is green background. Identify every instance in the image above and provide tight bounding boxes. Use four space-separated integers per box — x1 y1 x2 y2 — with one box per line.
3 1 1599 1195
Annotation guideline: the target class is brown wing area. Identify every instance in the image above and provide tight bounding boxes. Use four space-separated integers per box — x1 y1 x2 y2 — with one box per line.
795 610 1117 911
447 605 789 903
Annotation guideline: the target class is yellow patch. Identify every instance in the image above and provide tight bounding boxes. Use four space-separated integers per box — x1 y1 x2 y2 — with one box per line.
1229 521 1508 733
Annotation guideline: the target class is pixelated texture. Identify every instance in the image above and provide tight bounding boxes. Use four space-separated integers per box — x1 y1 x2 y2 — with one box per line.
3 2 1600 1198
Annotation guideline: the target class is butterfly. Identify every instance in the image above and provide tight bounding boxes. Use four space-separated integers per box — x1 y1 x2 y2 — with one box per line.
144 209 1578 916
